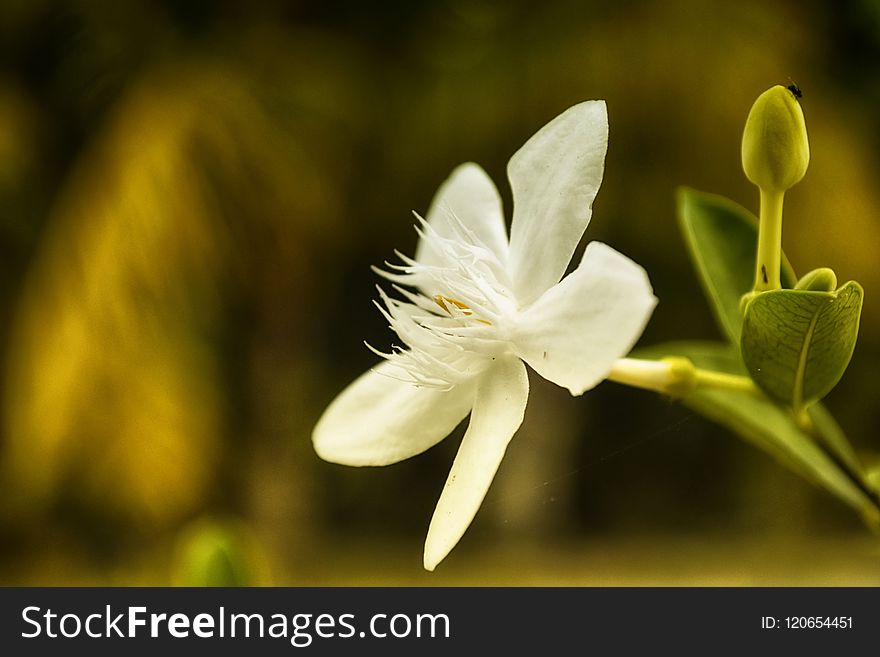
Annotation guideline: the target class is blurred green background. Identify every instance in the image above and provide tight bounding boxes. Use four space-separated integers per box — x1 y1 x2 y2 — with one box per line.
1 0 879 585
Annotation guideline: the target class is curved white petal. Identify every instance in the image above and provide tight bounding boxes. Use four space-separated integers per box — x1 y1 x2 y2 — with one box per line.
423 355 529 570
511 242 657 396
506 101 609 306
415 163 508 270
313 360 476 466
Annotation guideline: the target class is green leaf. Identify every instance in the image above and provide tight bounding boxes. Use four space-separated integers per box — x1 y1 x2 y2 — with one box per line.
677 188 797 343
740 282 863 409
633 341 880 524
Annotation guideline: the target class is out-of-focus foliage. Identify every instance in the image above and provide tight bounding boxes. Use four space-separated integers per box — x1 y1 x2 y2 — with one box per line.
3 64 332 527
0 0 879 584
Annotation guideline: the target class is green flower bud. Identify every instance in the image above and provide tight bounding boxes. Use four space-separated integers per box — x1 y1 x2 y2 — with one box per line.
795 267 837 292
742 85 810 193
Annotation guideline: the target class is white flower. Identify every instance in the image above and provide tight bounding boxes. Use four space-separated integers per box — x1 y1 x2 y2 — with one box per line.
313 101 657 570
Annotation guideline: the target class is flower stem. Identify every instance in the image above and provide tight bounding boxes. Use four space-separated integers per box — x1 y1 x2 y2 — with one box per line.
607 357 759 398
693 368 759 394
795 410 880 524
753 188 785 292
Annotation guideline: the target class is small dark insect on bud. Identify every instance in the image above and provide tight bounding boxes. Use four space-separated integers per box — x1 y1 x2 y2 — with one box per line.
787 83 802 99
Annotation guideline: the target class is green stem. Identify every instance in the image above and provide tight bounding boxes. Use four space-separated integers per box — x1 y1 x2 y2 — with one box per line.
693 368 759 394
607 357 760 398
795 411 880 522
753 188 785 291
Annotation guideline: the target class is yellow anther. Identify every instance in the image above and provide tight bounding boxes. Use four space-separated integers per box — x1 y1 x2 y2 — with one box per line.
433 295 472 314
433 295 491 325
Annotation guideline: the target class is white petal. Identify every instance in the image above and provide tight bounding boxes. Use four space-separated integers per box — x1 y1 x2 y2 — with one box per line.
423 355 529 570
506 101 609 306
313 360 476 466
415 163 508 269
511 242 657 395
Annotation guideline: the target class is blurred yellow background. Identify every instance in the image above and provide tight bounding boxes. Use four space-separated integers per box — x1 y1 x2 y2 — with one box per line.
1 0 879 585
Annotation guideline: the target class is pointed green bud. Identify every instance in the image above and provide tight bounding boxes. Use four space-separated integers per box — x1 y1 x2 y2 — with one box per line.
795 267 837 292
741 85 810 193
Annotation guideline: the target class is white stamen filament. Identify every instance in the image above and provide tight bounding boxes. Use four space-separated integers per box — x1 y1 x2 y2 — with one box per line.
368 209 515 389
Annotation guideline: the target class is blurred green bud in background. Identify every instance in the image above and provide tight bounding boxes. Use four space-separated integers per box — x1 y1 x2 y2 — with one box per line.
171 517 270 587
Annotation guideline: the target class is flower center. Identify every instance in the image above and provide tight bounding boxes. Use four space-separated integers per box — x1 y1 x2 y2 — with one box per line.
433 294 491 325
